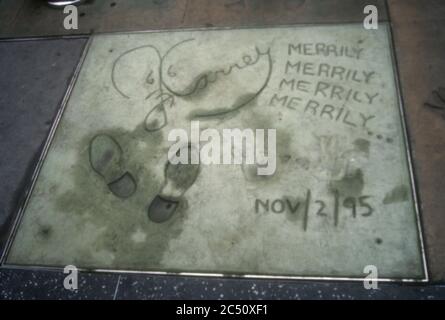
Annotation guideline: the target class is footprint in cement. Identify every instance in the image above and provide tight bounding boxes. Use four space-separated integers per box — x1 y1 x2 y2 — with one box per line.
148 143 200 223
89 134 137 198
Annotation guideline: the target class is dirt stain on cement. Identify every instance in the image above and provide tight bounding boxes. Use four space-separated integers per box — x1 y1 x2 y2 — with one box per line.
383 185 409 204
353 138 370 156
329 169 364 197
53 123 188 269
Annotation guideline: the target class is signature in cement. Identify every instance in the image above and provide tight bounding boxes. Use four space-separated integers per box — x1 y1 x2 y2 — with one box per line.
111 38 273 131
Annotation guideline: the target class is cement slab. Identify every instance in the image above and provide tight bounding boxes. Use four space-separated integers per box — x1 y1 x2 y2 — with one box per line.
4 24 426 280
